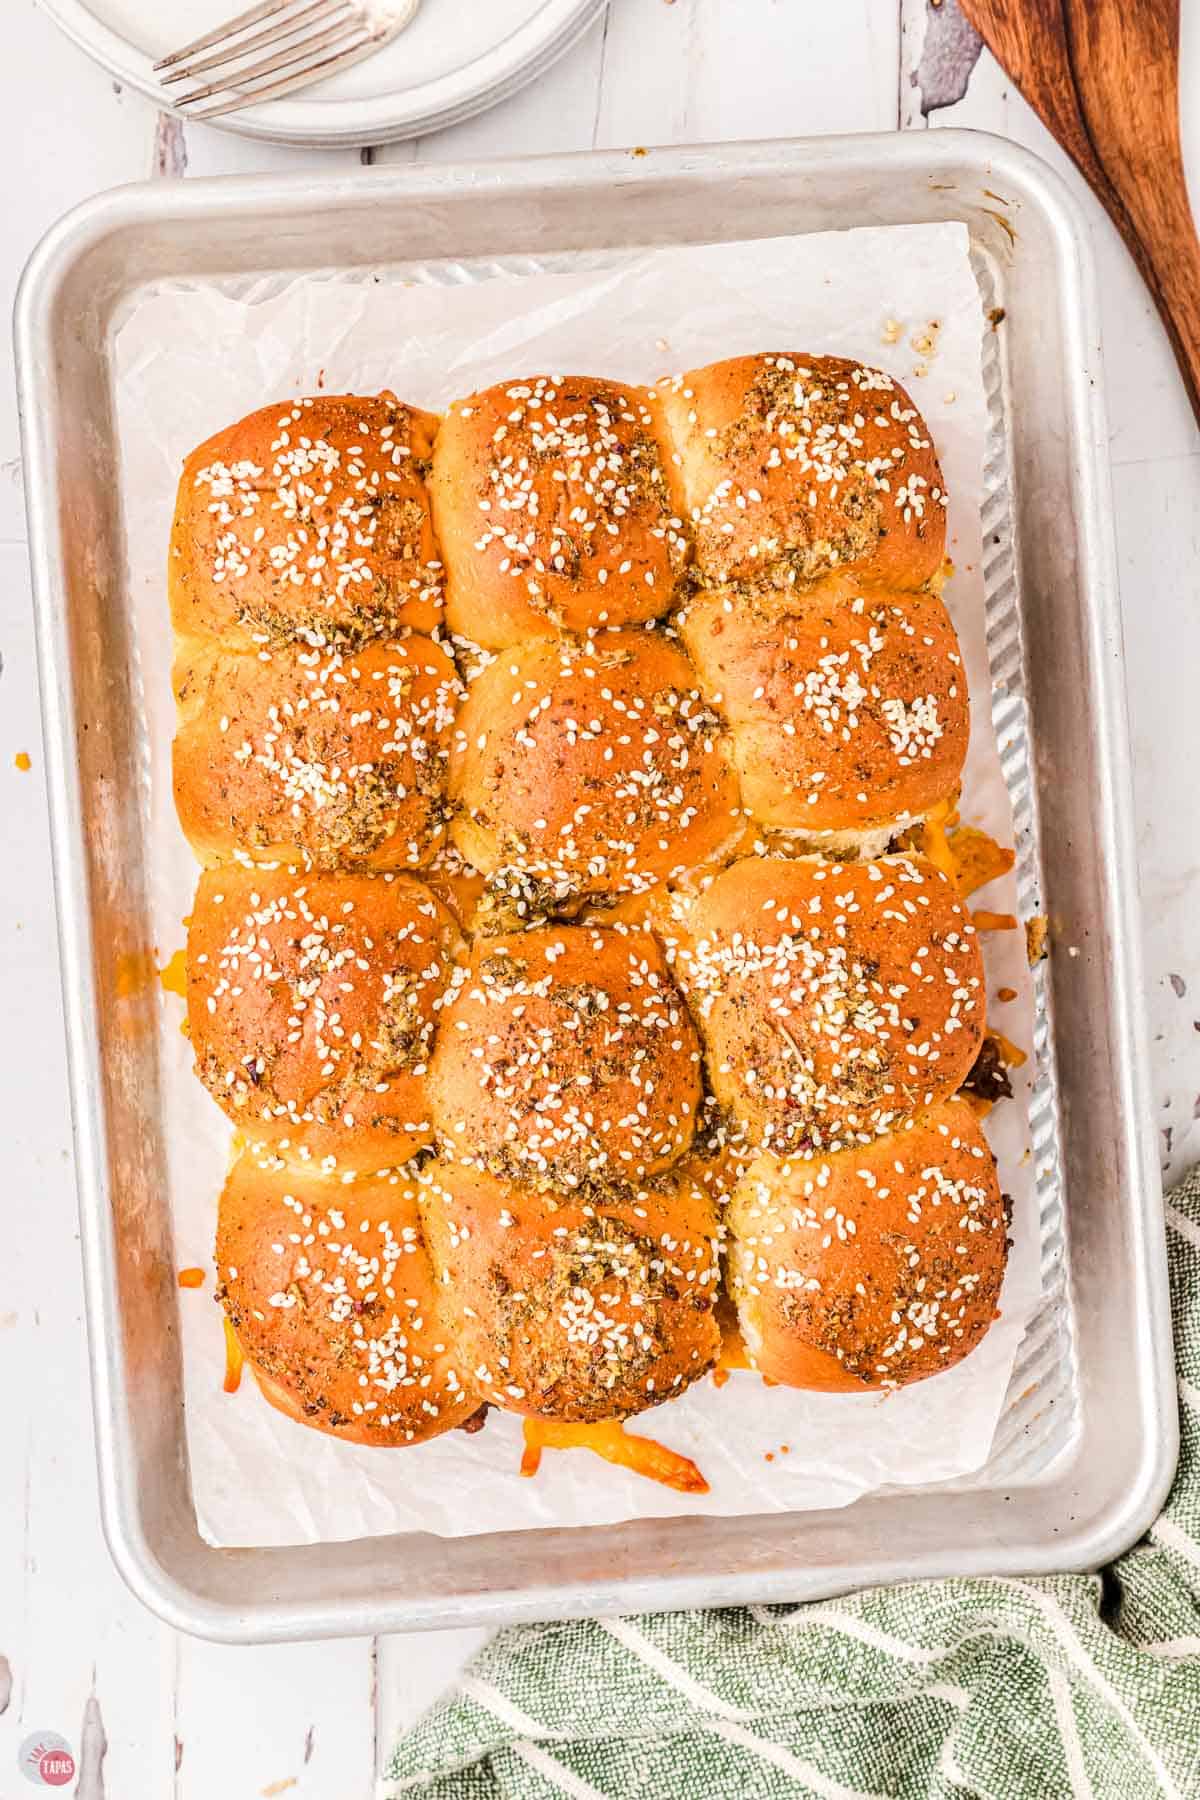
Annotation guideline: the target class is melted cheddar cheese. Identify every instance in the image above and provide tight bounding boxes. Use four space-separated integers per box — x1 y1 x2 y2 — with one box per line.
222 1318 245 1395
519 1418 709 1493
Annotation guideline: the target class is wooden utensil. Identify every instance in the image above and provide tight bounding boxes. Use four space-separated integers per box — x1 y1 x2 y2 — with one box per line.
959 0 1200 428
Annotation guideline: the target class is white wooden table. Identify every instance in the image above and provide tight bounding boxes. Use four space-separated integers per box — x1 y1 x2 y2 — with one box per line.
3 2 1199 1791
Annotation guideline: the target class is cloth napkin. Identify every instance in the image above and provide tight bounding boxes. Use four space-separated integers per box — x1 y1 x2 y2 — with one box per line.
383 1170 1200 1800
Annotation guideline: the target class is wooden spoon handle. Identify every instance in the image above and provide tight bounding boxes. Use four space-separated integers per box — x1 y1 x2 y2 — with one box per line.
1065 0 1200 424
961 0 1200 429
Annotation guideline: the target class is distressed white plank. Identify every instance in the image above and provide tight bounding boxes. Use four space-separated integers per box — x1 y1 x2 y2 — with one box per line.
377 11 608 164
382 0 902 171
1109 455 1200 1186
0 538 178 1795
0 2 159 543
596 0 899 146
899 0 983 129
181 118 362 178
376 1627 491 1747
176 1637 376 1799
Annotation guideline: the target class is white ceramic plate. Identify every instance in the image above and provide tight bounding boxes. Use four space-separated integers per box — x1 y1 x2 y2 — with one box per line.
36 0 609 145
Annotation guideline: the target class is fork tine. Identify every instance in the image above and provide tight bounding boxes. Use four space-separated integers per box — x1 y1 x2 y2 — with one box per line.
153 0 305 72
159 0 348 85
185 29 380 119
175 16 371 107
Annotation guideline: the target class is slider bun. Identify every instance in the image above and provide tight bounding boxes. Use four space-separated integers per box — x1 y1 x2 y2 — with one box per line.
659 354 946 592
217 1150 480 1445
428 924 702 1183
448 630 743 898
187 865 462 1171
173 633 462 871
679 853 984 1153
728 1100 1008 1390
417 1159 722 1422
679 578 967 837
431 375 689 649
169 393 442 650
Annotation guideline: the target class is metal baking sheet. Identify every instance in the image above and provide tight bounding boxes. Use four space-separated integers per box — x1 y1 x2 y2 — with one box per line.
15 132 1176 1642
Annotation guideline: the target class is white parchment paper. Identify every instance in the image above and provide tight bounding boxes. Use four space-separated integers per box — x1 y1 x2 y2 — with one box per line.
113 224 1040 1547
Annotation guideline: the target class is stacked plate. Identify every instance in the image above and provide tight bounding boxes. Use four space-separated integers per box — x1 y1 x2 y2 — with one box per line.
37 0 610 145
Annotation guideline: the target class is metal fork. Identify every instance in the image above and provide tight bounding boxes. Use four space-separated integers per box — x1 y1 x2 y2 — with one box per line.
154 0 413 122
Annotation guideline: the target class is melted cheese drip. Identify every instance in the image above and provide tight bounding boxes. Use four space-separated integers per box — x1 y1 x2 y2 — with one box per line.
971 910 1018 933
910 804 1017 905
918 798 959 877
948 825 1016 898
158 948 188 997
909 809 1030 1088
519 1418 709 1493
222 1318 245 1395
988 1030 1028 1069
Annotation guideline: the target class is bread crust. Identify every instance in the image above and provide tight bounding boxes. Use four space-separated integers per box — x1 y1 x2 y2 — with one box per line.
169 393 442 650
677 853 985 1153
680 577 967 835
173 633 462 870
448 629 744 899
658 354 946 593
217 1151 481 1444
431 375 689 648
187 864 462 1170
417 1159 722 1421
428 924 702 1183
728 1101 1008 1390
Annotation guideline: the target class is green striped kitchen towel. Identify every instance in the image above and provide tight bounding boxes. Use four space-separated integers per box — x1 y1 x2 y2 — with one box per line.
383 1170 1200 1800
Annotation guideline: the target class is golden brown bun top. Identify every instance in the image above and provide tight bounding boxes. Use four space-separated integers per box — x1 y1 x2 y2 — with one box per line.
659 354 946 592
417 1158 722 1422
677 853 985 1153
431 375 688 649
170 394 442 650
173 633 463 872
428 923 702 1183
680 578 968 835
187 864 462 1171
728 1100 1008 1391
448 629 743 901
217 1149 480 1445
